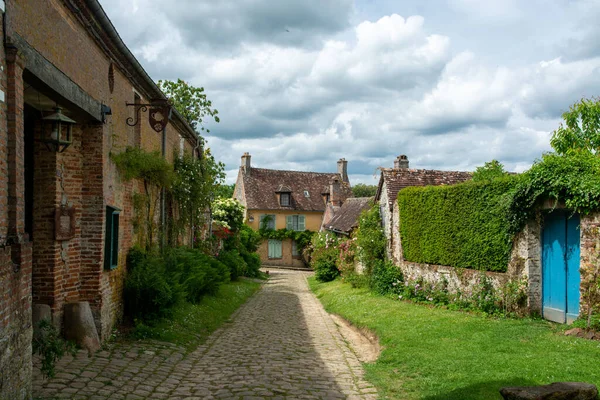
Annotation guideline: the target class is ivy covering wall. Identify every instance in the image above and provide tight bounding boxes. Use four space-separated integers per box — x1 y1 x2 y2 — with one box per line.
397 178 517 272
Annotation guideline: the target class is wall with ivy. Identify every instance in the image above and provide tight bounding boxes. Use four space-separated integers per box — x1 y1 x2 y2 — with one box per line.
397 178 518 272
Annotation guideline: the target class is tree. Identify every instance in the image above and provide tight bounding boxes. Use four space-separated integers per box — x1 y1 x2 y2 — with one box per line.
214 183 235 199
352 183 378 197
550 97 600 156
472 160 508 182
157 79 220 132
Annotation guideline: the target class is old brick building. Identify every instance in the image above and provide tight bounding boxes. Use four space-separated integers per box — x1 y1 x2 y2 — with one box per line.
0 1 200 397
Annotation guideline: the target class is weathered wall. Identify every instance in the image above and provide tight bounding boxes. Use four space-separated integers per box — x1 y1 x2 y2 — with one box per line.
378 182 394 259
258 238 305 268
246 209 324 232
0 16 33 398
579 212 600 318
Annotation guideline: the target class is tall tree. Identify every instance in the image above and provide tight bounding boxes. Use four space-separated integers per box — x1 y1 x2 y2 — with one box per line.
352 183 378 197
157 79 220 132
550 97 600 156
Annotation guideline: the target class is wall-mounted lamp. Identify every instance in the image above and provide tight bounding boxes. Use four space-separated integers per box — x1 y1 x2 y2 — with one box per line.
101 104 112 124
248 215 255 222
41 107 75 153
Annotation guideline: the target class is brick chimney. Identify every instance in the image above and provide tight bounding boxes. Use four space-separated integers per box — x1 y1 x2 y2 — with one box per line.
337 158 349 183
394 155 409 169
329 178 342 207
241 152 251 175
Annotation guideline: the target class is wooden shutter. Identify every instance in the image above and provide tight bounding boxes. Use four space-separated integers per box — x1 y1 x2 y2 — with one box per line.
298 215 306 231
286 215 293 230
268 239 282 258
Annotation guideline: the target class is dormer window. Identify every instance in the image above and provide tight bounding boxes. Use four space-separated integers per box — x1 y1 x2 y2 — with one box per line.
280 193 291 206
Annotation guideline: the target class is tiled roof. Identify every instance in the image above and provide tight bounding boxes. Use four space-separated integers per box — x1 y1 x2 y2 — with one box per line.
324 197 373 234
241 168 352 211
376 168 472 209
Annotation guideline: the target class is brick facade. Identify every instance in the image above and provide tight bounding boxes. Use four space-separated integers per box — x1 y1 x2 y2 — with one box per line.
0 1 200 396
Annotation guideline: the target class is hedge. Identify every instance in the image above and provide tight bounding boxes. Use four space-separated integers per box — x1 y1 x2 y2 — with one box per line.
397 177 518 272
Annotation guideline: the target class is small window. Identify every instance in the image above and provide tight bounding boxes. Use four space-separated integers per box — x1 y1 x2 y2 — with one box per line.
260 214 276 230
292 240 300 257
104 206 121 270
286 215 306 231
268 239 282 259
304 190 310 197
280 193 291 206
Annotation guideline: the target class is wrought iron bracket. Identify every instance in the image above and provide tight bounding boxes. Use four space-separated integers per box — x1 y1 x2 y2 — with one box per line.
125 99 172 132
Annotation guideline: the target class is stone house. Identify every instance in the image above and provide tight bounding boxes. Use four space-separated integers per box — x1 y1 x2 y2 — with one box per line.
0 1 200 397
234 153 352 267
321 197 373 237
374 155 472 261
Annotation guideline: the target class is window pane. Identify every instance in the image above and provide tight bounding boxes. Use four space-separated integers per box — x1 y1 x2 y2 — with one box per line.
298 215 305 231
281 193 290 206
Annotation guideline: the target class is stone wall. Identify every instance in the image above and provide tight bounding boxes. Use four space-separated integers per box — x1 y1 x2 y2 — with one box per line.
579 212 600 319
258 238 305 268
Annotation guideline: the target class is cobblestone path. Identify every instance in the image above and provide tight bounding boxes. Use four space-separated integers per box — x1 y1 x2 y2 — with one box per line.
33 269 378 399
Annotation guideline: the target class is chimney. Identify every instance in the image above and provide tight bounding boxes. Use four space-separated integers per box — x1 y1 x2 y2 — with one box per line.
241 152 251 175
394 155 409 169
337 158 349 183
330 178 342 207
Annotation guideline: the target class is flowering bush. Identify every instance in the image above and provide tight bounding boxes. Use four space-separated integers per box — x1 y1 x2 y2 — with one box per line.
212 198 245 232
309 232 340 282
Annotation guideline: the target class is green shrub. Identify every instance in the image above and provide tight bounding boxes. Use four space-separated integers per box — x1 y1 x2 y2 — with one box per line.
239 225 262 253
33 320 77 379
313 246 340 282
218 249 247 280
370 260 404 295
241 249 261 278
398 178 517 272
355 204 386 273
124 255 183 320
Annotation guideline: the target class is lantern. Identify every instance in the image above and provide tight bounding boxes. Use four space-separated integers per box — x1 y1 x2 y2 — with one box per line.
42 107 76 153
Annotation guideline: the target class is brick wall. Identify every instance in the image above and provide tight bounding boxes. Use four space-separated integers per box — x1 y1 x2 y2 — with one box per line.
0 17 33 399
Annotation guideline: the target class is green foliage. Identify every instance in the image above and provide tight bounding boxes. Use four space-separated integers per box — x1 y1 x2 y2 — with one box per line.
398 178 518 272
472 160 508 182
239 225 262 253
309 232 340 282
355 204 386 273
352 183 378 197
32 320 77 379
550 97 600 156
240 250 261 278
111 147 173 188
214 183 235 199
124 247 231 321
506 152 600 234
217 249 248 281
212 198 245 232
370 260 404 295
157 79 219 132
259 228 314 254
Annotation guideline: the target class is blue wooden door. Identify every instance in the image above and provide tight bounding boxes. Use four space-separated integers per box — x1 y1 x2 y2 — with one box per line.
542 212 580 323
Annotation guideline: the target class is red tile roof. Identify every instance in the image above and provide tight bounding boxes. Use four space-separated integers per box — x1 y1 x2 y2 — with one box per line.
324 197 373 234
240 167 352 212
376 168 472 209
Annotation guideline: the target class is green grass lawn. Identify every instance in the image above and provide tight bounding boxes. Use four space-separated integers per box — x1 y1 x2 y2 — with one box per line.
309 278 600 400
130 278 261 350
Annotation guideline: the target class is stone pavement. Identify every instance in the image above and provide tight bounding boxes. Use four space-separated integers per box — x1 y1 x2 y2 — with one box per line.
33 269 378 399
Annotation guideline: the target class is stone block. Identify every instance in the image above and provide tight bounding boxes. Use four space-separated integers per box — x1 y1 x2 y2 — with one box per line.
500 382 598 400
63 301 101 353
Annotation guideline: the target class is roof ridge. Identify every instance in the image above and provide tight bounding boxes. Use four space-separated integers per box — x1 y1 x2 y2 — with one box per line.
382 167 472 174
249 167 342 176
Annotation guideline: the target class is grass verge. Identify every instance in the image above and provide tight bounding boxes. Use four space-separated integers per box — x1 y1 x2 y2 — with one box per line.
130 278 261 351
309 277 600 400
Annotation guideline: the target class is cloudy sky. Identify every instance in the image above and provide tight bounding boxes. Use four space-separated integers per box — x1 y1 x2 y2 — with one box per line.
99 0 600 184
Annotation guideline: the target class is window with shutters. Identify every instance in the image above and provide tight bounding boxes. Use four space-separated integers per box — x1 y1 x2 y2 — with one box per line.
286 215 306 231
268 239 282 259
259 214 276 230
280 193 291 206
104 206 121 270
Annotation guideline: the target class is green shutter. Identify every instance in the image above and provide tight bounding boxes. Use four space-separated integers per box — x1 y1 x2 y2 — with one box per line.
286 215 293 230
298 215 306 231
268 239 282 258
269 215 276 230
